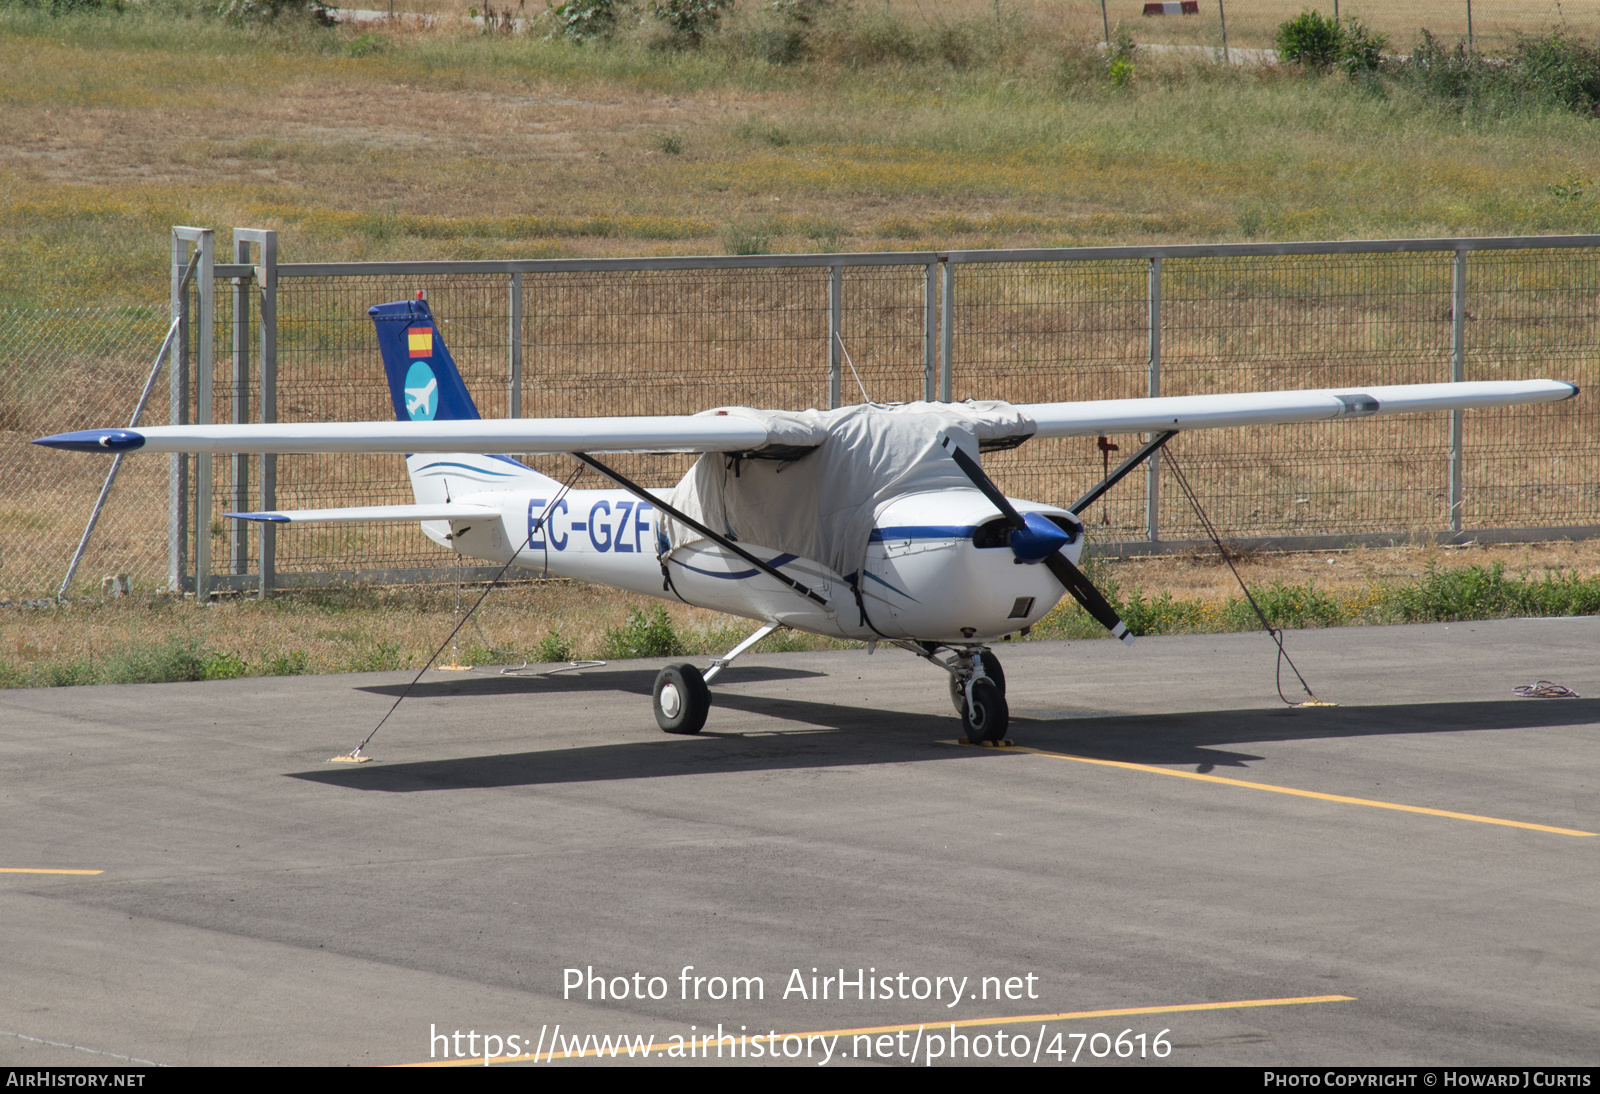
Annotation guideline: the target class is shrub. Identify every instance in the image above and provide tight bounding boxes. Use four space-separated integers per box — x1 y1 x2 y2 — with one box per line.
216 0 333 24
1510 30 1600 114
1275 9 1343 69
202 650 251 680
546 0 619 42
1338 18 1386 74
649 0 733 48
1387 29 1600 118
262 650 309 676
722 218 776 255
601 606 683 659
536 629 575 663
1107 24 1136 85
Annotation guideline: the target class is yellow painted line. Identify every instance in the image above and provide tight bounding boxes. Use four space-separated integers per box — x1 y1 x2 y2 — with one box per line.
960 742 1596 838
0 868 102 875
396 993 1354 1066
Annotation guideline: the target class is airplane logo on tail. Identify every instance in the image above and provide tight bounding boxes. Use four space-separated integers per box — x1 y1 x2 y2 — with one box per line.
404 361 438 420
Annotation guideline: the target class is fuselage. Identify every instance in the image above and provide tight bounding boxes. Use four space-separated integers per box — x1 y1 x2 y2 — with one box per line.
437 483 1081 644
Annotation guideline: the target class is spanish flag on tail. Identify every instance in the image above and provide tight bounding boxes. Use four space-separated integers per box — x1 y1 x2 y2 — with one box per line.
408 327 434 358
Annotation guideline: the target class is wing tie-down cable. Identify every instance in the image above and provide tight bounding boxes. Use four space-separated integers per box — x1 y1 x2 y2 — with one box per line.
1162 448 1332 709
332 459 588 763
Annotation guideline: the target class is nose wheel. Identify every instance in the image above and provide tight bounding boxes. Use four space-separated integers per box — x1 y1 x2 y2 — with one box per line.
947 649 1006 714
946 649 1008 744
962 677 1009 744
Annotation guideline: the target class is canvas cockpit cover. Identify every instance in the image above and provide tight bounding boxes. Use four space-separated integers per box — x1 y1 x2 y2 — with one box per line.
662 401 1035 580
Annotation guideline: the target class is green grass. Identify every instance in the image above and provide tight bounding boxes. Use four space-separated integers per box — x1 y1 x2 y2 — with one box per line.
1034 562 1600 640
0 633 310 688
7 563 1599 688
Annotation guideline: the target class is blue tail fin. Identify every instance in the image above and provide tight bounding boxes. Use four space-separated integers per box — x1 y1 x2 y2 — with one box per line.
368 297 558 513
370 297 481 423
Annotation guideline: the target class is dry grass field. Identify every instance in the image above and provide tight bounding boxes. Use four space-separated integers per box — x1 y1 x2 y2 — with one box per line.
5 1 1600 311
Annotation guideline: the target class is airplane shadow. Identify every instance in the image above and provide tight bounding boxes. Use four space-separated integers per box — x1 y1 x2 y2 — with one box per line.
287 690 1600 792
1011 697 1600 770
354 664 825 700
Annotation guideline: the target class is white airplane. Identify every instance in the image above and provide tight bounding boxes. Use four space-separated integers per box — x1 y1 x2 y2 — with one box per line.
37 296 1580 741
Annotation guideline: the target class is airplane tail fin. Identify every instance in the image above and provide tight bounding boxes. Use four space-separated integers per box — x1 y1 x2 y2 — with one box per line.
368 296 559 509
370 296 481 424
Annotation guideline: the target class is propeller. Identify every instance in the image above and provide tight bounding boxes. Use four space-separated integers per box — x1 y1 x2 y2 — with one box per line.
942 437 1135 646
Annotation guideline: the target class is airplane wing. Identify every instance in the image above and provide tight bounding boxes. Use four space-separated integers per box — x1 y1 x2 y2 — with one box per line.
34 414 775 454
224 503 500 524
34 379 1577 454
1016 380 1579 438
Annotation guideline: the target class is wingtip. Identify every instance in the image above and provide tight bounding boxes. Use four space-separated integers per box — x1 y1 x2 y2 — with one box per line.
32 429 146 452
223 511 290 523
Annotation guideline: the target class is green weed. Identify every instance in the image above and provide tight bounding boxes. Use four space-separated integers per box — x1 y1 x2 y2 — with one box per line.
601 606 684 658
536 628 575 662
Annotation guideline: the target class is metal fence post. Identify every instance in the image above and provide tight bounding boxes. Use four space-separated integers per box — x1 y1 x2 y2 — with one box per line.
510 271 523 419
1146 257 1163 544
1450 248 1467 534
169 228 216 599
168 231 197 592
940 260 953 402
231 237 252 577
828 266 842 409
923 262 937 402
235 227 277 596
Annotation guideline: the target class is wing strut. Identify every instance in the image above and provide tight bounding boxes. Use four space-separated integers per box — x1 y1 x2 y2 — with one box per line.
1067 429 1178 516
571 453 831 610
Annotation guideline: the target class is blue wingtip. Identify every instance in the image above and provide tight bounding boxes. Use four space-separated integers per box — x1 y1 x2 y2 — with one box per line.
33 429 146 452
224 511 290 523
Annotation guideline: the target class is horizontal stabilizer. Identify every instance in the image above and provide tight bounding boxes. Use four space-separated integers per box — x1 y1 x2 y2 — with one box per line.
225 503 500 524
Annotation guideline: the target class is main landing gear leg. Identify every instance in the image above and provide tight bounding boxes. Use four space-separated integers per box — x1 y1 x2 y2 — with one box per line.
653 621 781 735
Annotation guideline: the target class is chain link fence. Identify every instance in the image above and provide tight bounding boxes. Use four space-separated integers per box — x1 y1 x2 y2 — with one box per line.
0 305 172 600
4 230 1597 598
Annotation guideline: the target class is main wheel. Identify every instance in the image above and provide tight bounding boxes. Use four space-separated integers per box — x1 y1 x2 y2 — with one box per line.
962 678 1009 744
948 650 1006 713
654 663 711 735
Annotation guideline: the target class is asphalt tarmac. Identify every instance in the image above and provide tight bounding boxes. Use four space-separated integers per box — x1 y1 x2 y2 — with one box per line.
1 617 1596 1068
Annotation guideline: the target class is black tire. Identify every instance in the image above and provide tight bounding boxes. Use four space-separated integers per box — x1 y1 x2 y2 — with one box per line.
654 663 711 735
962 678 1009 744
978 650 1006 696
949 650 1006 713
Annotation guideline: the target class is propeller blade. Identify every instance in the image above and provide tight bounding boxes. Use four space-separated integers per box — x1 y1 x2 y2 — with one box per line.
942 437 1026 529
1044 552 1135 646
940 435 1130 645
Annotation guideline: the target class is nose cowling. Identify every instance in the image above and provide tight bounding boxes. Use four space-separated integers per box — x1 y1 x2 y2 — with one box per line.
1009 511 1074 563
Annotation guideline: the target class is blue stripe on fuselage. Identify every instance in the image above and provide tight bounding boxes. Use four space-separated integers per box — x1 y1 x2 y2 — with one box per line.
868 525 977 542
671 552 800 580
415 460 522 478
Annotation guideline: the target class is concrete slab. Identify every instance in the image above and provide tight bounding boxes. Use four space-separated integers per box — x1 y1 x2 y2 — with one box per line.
0 618 1596 1066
